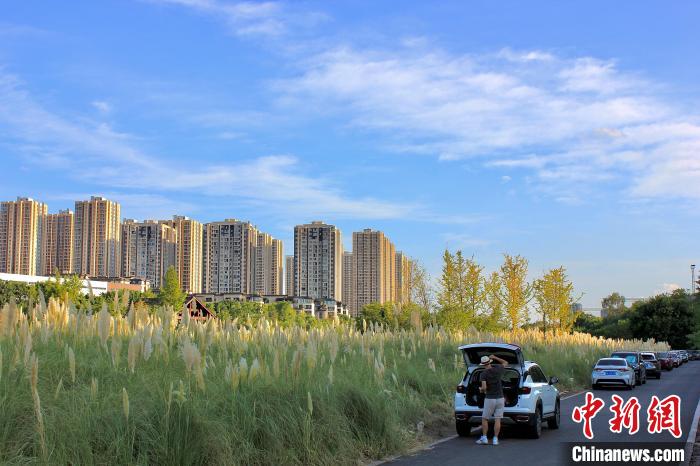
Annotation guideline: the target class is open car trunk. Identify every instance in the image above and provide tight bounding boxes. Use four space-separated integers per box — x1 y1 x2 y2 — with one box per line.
464 367 520 408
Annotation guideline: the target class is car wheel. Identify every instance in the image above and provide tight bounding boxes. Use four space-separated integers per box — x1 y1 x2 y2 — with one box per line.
547 399 560 429
526 405 543 439
456 420 471 437
592 383 599 390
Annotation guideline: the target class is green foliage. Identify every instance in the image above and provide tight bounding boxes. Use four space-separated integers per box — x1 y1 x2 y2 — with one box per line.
532 266 577 333
158 267 185 310
630 289 696 349
601 292 627 316
573 309 635 339
359 302 430 331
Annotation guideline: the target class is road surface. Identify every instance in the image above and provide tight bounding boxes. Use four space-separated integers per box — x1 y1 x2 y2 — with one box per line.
388 361 700 466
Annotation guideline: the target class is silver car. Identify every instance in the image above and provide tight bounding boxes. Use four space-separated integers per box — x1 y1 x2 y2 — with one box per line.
591 357 635 390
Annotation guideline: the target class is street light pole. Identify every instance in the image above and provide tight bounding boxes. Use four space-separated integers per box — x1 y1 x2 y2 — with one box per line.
692 264 696 295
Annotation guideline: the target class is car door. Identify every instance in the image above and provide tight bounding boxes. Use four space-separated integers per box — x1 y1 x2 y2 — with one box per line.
531 366 555 413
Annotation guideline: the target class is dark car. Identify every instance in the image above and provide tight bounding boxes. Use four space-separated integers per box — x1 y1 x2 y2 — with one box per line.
690 350 700 361
611 351 647 385
679 350 689 363
655 352 674 371
641 352 661 379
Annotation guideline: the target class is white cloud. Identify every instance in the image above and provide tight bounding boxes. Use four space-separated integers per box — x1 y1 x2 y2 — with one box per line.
0 68 439 222
278 45 700 201
91 100 112 114
147 0 325 37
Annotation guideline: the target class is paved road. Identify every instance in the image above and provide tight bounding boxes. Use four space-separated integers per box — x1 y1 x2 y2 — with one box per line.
389 361 700 466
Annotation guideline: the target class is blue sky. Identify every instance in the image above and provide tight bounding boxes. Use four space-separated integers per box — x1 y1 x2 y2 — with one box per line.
1 1 699 307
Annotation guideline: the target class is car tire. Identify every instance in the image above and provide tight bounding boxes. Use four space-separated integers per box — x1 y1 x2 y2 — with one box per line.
526 405 543 439
547 399 560 429
592 383 599 390
456 420 471 437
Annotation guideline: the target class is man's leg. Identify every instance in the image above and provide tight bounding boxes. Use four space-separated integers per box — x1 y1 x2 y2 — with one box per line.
494 418 501 437
482 417 489 437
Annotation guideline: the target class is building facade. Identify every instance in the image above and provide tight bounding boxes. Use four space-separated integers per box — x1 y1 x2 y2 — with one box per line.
73 196 121 277
42 209 74 276
121 220 177 290
342 251 354 314
395 251 413 306
0 197 47 275
161 216 203 294
293 221 343 301
202 220 258 294
253 232 283 295
285 255 294 296
352 229 396 315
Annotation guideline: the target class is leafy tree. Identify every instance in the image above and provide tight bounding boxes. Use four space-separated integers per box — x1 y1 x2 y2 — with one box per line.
437 250 458 310
498 254 532 330
408 260 434 314
482 271 506 331
601 292 626 317
630 289 695 349
533 266 577 333
158 267 185 310
463 256 485 322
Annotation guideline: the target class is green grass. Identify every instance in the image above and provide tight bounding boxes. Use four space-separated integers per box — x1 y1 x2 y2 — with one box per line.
0 301 668 465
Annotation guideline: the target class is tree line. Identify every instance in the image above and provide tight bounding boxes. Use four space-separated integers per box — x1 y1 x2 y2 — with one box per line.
360 251 578 333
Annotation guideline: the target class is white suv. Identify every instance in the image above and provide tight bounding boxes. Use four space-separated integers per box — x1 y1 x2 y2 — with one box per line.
454 343 560 439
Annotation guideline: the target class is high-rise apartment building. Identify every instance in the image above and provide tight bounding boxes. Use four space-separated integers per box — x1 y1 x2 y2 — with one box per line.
161 216 203 294
352 229 396 315
0 197 47 275
42 209 74 275
285 255 294 296
203 220 258 294
254 232 283 295
121 220 177 289
342 251 354 314
395 251 413 305
73 196 121 277
293 221 343 301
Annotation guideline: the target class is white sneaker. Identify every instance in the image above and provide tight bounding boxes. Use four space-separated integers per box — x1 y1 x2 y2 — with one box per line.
492 437 499 445
476 436 488 445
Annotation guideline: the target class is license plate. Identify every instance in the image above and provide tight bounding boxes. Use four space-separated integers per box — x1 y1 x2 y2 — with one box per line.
604 371 616 375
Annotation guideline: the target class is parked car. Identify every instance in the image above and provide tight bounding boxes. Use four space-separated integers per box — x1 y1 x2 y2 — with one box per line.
679 350 689 363
654 352 674 371
667 351 681 367
641 352 661 379
610 351 647 385
591 357 636 389
454 343 560 439
689 350 700 361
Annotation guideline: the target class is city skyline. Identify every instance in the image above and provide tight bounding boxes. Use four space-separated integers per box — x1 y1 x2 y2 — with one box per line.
1 1 699 306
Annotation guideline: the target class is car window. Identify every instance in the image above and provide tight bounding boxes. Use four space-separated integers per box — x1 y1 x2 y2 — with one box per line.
598 359 625 366
529 366 547 383
612 353 637 364
641 354 655 360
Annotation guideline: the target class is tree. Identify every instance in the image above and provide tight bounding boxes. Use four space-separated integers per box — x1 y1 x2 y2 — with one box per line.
499 254 532 330
437 249 458 310
462 256 485 322
533 267 576 333
158 267 185 310
601 292 626 317
630 289 695 349
482 271 505 331
409 260 434 313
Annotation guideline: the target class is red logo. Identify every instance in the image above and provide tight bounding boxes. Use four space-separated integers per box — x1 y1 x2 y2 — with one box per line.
609 395 640 434
647 395 682 438
572 392 606 439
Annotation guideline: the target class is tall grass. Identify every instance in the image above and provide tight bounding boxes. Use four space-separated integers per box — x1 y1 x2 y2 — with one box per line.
0 298 667 465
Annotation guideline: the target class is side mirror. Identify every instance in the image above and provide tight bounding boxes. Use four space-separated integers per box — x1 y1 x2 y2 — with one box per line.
549 376 559 385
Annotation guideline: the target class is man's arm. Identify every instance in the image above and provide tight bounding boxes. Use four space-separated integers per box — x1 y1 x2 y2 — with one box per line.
490 355 508 365
480 380 487 393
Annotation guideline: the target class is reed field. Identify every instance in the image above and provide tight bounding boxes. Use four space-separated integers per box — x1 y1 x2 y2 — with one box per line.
0 298 668 465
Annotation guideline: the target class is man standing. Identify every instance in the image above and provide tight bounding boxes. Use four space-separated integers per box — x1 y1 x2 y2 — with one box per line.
476 354 508 445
